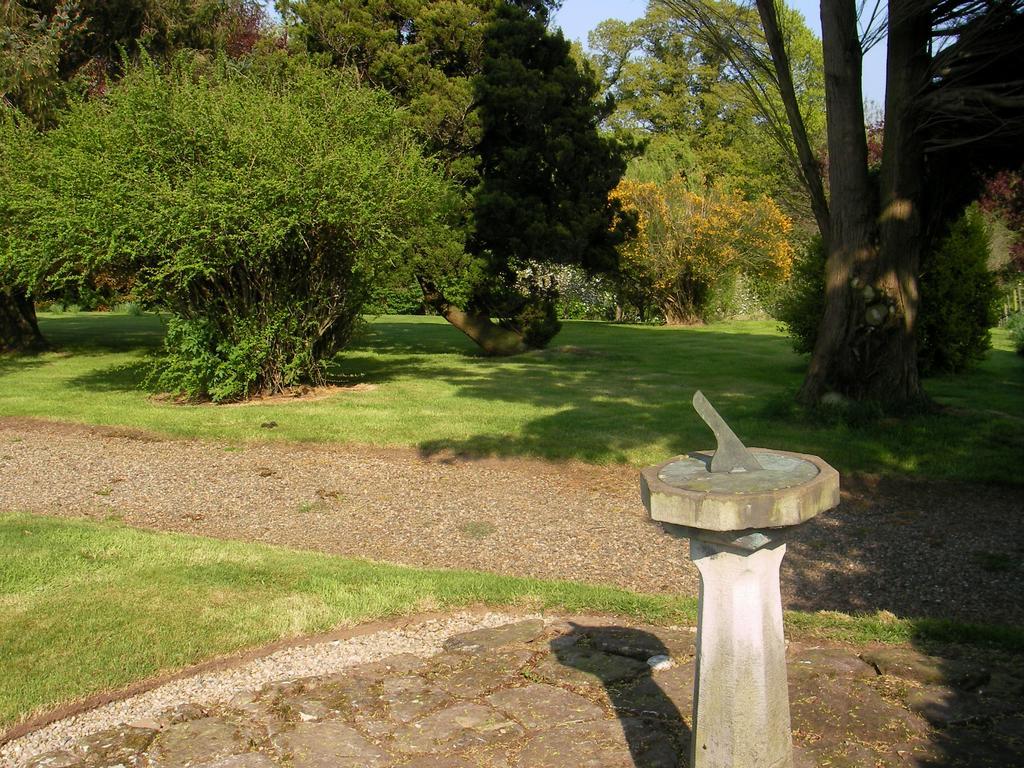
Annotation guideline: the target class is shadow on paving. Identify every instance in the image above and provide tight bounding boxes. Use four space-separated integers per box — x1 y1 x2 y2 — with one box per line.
782 637 1024 766
867 641 1024 767
551 623 692 767
4 616 1023 767
562 625 1024 767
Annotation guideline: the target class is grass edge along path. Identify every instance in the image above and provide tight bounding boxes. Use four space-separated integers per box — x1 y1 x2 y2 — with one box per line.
2 513 1023 733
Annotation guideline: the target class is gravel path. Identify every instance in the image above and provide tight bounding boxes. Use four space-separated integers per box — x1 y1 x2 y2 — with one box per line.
0 612 531 765
1 417 1022 625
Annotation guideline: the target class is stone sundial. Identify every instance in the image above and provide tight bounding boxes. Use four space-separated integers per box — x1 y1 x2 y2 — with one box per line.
639 391 840 768
641 390 838 541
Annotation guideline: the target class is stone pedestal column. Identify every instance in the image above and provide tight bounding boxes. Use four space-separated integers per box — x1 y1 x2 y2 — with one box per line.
689 538 793 768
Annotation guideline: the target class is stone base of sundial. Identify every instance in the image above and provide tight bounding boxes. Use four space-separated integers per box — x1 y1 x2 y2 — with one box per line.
668 528 793 767
641 392 840 768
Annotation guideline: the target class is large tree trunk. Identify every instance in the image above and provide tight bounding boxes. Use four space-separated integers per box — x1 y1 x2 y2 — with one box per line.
871 0 931 404
417 277 529 356
663 306 703 325
798 0 921 406
662 295 703 325
0 287 45 353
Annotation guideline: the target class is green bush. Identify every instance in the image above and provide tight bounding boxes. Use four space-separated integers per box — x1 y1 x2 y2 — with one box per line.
364 280 426 316
536 265 616 321
773 237 827 355
917 208 999 375
114 302 144 317
1006 312 1024 355
3 53 457 401
774 211 998 374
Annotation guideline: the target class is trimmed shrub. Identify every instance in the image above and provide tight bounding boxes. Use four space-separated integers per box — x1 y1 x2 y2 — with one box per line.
917 208 999 375
4 53 457 401
772 237 826 355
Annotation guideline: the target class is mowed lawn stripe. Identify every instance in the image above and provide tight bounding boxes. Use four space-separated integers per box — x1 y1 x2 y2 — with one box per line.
0 314 1020 482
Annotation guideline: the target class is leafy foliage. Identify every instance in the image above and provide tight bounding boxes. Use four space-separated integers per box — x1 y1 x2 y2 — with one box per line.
283 0 493 187
464 1 628 345
538 265 617 321
916 208 999 375
1 54 457 400
284 0 629 349
588 2 825 229
776 208 999 375
0 1 85 125
611 176 793 324
2 1 270 125
773 237 826 354
1006 312 1024 355
980 167 1024 270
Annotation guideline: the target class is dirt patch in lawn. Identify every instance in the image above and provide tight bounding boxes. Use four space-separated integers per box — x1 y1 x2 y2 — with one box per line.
1 417 1022 626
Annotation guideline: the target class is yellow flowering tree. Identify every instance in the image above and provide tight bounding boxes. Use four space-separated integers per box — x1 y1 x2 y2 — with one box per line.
611 177 793 324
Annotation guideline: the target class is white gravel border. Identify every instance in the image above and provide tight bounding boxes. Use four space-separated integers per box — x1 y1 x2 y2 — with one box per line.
1 612 536 768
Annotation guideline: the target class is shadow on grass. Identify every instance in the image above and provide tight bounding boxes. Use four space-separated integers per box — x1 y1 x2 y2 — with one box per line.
351 317 482 357
325 353 448 388
33 314 1024 484
66 360 152 392
404 333 1023 484
0 351 49 378
36 313 166 352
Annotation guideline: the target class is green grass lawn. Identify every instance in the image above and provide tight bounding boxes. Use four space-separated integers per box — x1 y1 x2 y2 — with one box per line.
1 312 1021 483
3 317 1021 731
0 513 690 730
3 513 1020 731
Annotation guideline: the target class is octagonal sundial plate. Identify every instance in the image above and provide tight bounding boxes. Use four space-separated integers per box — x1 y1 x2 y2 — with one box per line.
658 451 820 494
640 448 840 532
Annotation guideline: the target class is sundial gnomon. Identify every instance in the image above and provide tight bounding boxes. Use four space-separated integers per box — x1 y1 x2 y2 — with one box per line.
657 391 819 494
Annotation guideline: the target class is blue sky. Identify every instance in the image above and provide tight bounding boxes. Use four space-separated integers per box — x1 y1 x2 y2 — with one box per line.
261 0 886 106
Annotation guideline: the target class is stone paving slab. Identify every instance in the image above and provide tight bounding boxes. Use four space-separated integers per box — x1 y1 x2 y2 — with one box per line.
15 619 1024 768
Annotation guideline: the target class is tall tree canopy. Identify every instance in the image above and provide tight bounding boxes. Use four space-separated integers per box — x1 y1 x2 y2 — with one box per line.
612 176 793 324
282 0 487 184
0 0 269 354
285 0 630 354
664 0 1024 406
0 0 77 352
588 1 825 228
